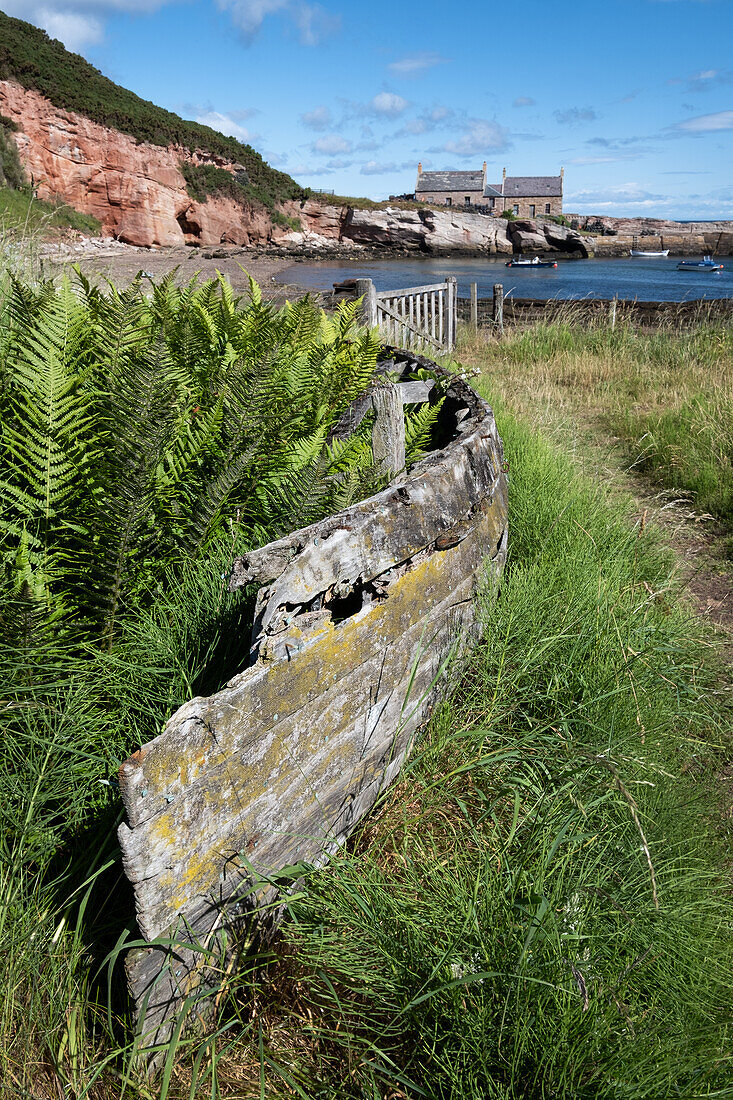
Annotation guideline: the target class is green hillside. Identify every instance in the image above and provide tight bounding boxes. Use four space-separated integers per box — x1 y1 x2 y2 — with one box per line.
0 11 307 211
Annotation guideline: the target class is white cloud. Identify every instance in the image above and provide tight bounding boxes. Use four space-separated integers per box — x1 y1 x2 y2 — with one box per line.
435 119 510 157
567 183 666 206
673 109 733 131
312 134 352 155
4 0 174 51
369 92 409 117
669 68 732 92
360 158 415 175
387 52 447 77
300 105 334 130
396 105 455 136
512 96 535 108
37 8 103 48
215 0 339 44
194 111 257 143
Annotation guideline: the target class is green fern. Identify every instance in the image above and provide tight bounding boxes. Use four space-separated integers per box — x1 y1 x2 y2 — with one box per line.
0 270 443 653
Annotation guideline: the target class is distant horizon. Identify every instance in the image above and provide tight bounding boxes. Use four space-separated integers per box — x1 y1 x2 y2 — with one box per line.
3 0 732 221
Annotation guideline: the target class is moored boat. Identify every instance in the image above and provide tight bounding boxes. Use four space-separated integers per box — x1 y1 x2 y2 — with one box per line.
505 256 558 268
630 249 670 257
677 255 723 272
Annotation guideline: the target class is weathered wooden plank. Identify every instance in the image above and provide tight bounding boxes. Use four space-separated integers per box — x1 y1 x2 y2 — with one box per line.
229 370 496 596
372 382 406 477
355 278 378 327
122 534 504 1044
375 282 448 299
118 346 508 1056
375 300 444 351
396 380 435 404
119 509 505 839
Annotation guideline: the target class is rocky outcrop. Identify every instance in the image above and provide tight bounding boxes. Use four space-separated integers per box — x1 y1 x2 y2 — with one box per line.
567 214 733 257
275 207 592 257
507 218 593 256
341 205 513 254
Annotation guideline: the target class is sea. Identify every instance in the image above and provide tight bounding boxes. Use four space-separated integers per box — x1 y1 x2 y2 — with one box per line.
277 255 733 302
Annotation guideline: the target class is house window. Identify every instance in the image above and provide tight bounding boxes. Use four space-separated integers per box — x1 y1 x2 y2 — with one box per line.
529 204 535 218
445 197 452 206
465 196 471 206
513 204 519 216
490 197 495 209
545 203 551 214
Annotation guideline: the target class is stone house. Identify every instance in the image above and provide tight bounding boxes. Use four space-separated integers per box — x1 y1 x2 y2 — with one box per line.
415 164 564 217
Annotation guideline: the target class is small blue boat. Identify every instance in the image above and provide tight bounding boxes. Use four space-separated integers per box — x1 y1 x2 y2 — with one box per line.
677 255 723 272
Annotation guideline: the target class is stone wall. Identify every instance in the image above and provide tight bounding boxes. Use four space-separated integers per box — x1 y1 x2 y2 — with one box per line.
416 189 486 206
506 197 562 219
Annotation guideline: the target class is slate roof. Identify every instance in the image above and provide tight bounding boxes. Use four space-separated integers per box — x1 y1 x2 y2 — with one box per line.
417 170 485 192
488 175 563 198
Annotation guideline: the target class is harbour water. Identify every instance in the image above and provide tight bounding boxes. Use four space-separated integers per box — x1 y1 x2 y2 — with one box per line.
278 255 733 302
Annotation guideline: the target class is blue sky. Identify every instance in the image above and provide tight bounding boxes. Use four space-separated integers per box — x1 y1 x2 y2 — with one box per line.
4 0 733 218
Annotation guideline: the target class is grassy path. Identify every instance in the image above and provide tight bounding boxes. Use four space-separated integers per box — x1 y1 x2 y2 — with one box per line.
456 319 733 652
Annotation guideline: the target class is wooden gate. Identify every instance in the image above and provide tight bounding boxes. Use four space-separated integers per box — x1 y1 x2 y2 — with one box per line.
355 276 458 353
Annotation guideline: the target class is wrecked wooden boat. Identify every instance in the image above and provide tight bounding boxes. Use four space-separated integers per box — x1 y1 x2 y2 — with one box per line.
117 347 508 1052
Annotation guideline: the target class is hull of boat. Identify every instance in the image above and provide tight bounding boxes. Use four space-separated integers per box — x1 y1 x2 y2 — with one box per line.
630 250 669 257
505 260 558 268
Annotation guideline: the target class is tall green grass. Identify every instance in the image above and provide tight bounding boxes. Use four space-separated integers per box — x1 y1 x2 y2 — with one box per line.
0 184 101 235
457 317 733 541
159 399 731 1099
1 325 730 1097
612 393 733 541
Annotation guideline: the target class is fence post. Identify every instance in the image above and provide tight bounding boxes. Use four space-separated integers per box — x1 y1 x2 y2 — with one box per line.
493 283 504 338
355 278 378 329
371 382 405 477
446 276 457 351
610 294 617 332
470 282 478 331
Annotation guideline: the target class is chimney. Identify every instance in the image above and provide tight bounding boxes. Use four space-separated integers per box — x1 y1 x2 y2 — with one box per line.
418 162 423 176
560 166 564 181
502 166 506 195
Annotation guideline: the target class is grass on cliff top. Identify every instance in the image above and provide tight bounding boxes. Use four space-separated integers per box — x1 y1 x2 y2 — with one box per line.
456 315 733 548
0 11 307 212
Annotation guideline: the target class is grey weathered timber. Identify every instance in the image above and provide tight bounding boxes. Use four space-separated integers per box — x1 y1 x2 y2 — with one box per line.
355 279 458 352
355 277 378 327
118 349 508 1056
446 277 457 351
493 282 504 337
470 282 478 331
371 382 406 477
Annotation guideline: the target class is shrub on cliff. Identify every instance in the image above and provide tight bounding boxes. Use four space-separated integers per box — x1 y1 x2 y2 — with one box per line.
0 114 26 191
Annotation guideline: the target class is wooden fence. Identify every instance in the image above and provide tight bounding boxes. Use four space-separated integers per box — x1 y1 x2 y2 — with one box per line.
355 276 458 353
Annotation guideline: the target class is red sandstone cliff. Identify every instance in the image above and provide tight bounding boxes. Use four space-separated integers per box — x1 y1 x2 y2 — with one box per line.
0 79 289 248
